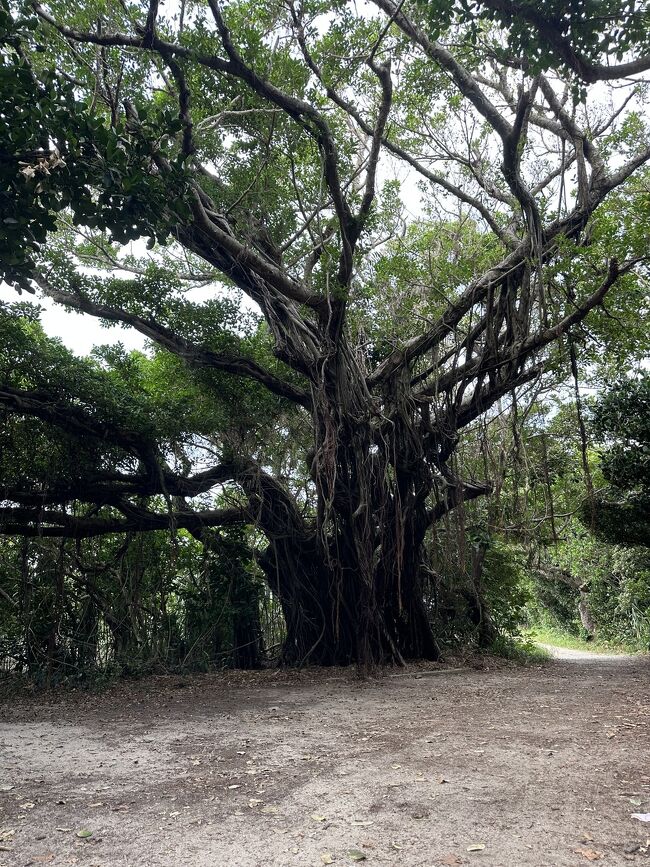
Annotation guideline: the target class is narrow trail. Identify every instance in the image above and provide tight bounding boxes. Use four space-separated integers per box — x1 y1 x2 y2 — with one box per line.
537 642 639 662
1 653 648 866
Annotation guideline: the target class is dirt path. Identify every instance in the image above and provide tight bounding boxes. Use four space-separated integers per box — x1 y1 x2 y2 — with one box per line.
1 654 649 867
536 643 637 662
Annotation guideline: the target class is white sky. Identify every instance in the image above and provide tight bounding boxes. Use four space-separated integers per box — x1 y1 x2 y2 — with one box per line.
0 282 147 355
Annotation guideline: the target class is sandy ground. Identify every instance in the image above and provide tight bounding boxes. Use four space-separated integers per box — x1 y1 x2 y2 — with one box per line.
0 651 649 867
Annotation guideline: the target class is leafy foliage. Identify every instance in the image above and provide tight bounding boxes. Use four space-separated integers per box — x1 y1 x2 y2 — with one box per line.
587 373 650 546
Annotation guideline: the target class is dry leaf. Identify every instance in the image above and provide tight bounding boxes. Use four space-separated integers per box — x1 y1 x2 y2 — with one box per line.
439 856 462 866
573 847 604 861
311 813 327 822
321 854 335 864
467 843 485 852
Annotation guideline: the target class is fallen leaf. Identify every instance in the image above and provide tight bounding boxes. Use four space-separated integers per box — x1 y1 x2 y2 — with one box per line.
261 806 278 814
351 820 374 827
311 813 327 822
56 828 72 832
76 829 93 839
0 786 14 793
632 814 650 822
228 785 241 790
439 777 449 784
348 851 366 862
321 854 335 864
439 856 462 865
467 844 485 852
0 831 15 842
573 847 604 861
31 855 54 864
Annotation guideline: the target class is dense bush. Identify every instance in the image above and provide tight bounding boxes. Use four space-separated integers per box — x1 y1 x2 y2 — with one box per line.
0 528 278 685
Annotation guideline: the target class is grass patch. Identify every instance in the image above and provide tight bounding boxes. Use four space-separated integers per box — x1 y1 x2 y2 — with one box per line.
525 625 633 654
490 635 552 664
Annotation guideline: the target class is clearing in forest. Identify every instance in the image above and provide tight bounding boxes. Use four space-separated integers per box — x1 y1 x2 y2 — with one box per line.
1 653 649 867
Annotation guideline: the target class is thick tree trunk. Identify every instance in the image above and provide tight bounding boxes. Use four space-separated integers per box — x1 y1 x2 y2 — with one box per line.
261 531 439 667
258 341 441 667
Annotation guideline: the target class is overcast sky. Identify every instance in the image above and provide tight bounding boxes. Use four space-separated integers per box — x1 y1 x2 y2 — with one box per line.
0 282 147 355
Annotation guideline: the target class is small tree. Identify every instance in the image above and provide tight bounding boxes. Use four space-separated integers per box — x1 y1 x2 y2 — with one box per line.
587 373 650 547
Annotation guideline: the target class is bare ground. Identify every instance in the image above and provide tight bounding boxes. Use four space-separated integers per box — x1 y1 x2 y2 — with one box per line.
0 652 649 867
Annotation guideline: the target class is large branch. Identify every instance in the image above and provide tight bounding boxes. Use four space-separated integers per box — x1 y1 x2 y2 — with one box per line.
0 504 246 538
368 137 650 389
205 0 358 287
428 478 493 522
0 384 160 472
371 0 512 139
0 456 311 545
188 192 321 308
290 8 517 247
476 0 650 84
0 463 238 508
33 3 233 74
415 258 628 401
34 2 355 300
33 275 312 408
